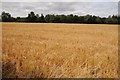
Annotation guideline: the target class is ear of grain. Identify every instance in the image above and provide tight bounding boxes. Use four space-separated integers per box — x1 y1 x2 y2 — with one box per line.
2 23 118 78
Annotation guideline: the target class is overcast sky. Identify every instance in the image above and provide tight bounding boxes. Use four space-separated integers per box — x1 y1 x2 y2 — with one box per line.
1 1 119 17
1 0 120 2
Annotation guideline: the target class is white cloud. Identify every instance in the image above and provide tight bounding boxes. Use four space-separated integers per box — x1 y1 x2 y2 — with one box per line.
1 2 118 17
1 0 120 2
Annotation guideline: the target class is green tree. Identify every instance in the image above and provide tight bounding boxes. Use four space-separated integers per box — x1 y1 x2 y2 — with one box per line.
1 11 15 22
40 14 45 22
27 11 37 22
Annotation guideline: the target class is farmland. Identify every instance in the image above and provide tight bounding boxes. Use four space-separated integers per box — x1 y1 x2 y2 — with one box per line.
2 23 118 78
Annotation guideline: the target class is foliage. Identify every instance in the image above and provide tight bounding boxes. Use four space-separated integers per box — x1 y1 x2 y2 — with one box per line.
1 12 15 22
1 11 119 24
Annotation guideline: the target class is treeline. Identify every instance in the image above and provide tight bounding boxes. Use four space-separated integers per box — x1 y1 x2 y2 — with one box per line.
1 11 120 24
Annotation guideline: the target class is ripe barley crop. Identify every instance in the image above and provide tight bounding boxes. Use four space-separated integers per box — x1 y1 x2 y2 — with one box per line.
2 23 118 78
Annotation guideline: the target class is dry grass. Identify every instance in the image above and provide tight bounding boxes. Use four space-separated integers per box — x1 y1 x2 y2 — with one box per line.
2 22 118 78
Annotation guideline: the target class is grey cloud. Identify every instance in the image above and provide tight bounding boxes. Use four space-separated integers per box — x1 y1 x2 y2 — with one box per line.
1 2 118 17
1 0 119 2
51 3 76 12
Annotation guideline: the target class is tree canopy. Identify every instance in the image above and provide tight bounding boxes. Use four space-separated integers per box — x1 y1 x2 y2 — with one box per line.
1 11 119 24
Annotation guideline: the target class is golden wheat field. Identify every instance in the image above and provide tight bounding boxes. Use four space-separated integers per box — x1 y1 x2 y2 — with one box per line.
2 22 118 78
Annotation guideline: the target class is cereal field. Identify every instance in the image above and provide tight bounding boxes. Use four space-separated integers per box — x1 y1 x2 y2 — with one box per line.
2 23 118 78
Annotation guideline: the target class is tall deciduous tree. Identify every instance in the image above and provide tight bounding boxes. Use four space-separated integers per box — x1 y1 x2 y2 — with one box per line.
27 11 37 22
